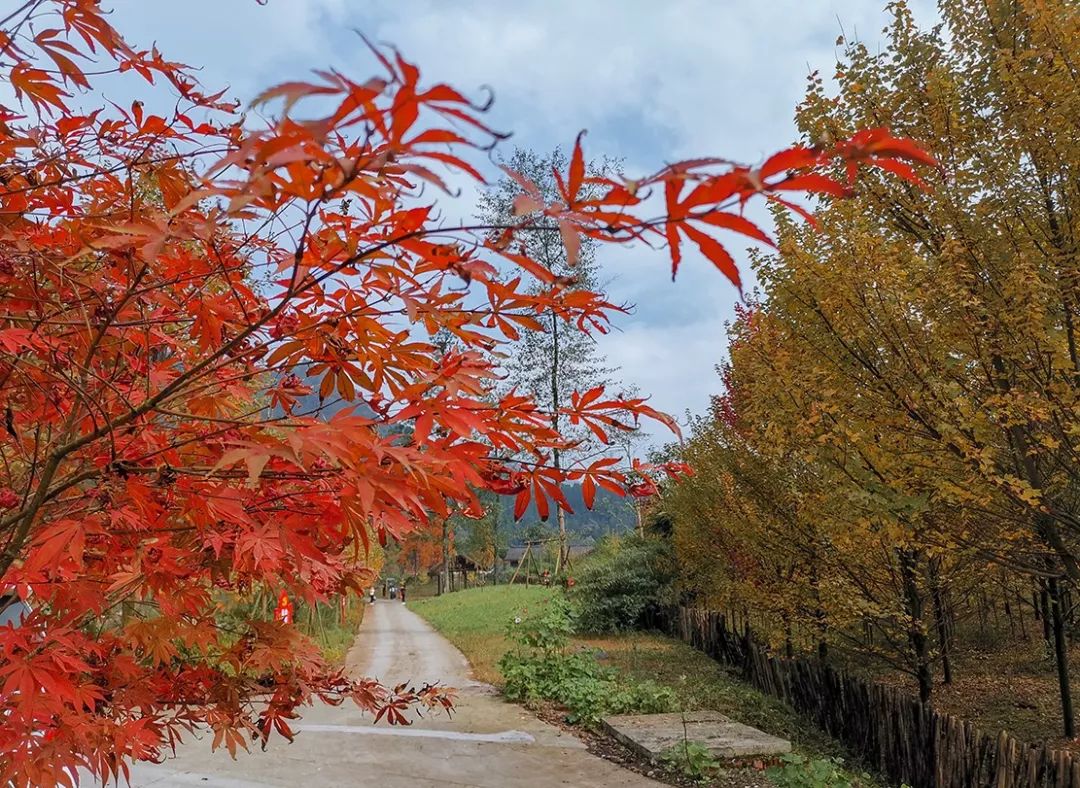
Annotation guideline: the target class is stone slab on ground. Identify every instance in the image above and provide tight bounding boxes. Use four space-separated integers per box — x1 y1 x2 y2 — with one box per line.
602 710 792 760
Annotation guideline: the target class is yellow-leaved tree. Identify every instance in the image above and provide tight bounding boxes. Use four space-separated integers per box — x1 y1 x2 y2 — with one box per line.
664 0 1080 735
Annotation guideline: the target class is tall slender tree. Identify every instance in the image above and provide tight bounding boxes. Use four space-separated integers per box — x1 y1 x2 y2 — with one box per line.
478 147 631 571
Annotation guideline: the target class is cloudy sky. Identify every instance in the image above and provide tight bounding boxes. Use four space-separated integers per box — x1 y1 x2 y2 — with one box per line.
113 0 941 443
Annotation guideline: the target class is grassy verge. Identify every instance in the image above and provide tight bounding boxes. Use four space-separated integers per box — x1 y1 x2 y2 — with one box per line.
596 635 886 784
298 598 366 664
410 584 555 685
578 632 862 767
413 586 884 786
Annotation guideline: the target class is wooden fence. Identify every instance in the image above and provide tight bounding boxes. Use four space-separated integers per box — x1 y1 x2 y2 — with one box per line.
665 607 1079 788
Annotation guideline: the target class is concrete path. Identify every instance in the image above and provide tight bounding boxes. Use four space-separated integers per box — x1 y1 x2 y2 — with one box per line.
118 599 662 787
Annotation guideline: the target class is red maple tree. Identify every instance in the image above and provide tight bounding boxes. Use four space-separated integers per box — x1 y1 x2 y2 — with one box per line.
0 2 933 784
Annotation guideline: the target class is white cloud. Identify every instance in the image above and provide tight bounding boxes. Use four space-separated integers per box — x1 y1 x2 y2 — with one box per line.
111 0 352 96
597 313 732 445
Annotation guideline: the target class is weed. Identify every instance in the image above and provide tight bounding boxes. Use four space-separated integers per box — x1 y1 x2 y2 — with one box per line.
766 753 873 788
659 739 721 782
498 596 676 727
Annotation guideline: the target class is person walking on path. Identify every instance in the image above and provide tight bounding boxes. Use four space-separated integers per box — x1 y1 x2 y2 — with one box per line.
400 582 406 603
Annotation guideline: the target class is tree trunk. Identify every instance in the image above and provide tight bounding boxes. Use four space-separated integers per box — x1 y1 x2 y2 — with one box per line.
1049 576 1076 738
555 505 567 575
810 562 828 662
1042 582 1054 645
1003 576 1015 637
899 548 933 703
977 589 987 640
1017 589 1028 640
440 517 450 596
549 309 568 574
1067 587 1075 644
492 516 500 585
928 558 953 685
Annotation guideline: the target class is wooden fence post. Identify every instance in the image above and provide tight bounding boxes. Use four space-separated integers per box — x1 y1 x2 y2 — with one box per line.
659 606 1078 788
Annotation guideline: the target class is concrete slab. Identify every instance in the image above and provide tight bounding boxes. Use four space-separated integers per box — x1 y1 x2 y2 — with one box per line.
602 710 791 760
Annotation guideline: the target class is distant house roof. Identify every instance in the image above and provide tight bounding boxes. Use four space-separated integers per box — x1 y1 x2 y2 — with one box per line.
454 553 487 571
504 546 527 563
503 544 594 563
420 554 488 575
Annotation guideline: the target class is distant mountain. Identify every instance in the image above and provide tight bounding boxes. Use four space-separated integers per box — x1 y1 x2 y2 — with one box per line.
497 483 637 543
270 367 636 541
268 365 377 422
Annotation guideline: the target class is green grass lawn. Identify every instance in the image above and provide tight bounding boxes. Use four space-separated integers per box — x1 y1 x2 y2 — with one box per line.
410 585 555 685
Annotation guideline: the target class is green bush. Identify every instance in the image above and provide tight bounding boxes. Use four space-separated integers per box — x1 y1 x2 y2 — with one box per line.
498 595 676 727
766 753 870 788
574 535 676 633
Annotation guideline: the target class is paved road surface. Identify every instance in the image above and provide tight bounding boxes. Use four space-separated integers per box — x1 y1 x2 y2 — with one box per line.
118 599 662 787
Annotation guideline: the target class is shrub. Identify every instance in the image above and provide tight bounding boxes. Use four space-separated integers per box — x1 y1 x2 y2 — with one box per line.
659 740 721 782
766 753 869 788
498 595 676 727
574 535 676 632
